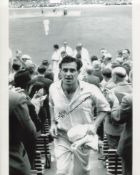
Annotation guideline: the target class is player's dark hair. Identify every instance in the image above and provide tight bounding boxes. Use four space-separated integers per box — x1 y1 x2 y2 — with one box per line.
59 55 82 71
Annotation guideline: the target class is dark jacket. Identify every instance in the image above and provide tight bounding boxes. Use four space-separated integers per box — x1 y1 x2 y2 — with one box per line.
104 81 132 136
9 91 37 175
117 94 132 157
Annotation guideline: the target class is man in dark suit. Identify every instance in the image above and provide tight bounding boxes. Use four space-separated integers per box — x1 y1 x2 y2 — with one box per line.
9 90 37 175
110 94 132 175
117 94 132 175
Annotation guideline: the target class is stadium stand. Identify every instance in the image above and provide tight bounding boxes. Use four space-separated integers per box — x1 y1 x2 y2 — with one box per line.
9 0 132 8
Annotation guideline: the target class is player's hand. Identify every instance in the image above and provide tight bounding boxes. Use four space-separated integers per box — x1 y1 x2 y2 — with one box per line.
50 123 58 138
87 124 97 135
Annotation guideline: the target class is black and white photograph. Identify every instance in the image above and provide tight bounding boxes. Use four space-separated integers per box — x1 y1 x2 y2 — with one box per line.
1 0 140 175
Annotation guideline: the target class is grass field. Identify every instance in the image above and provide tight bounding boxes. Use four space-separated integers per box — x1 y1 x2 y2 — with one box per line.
9 5 132 65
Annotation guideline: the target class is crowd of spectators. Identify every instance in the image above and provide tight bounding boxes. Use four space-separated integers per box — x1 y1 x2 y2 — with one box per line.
9 0 50 8
9 0 132 8
9 42 132 175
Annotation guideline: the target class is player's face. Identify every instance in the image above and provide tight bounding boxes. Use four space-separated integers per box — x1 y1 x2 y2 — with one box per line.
61 62 79 86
